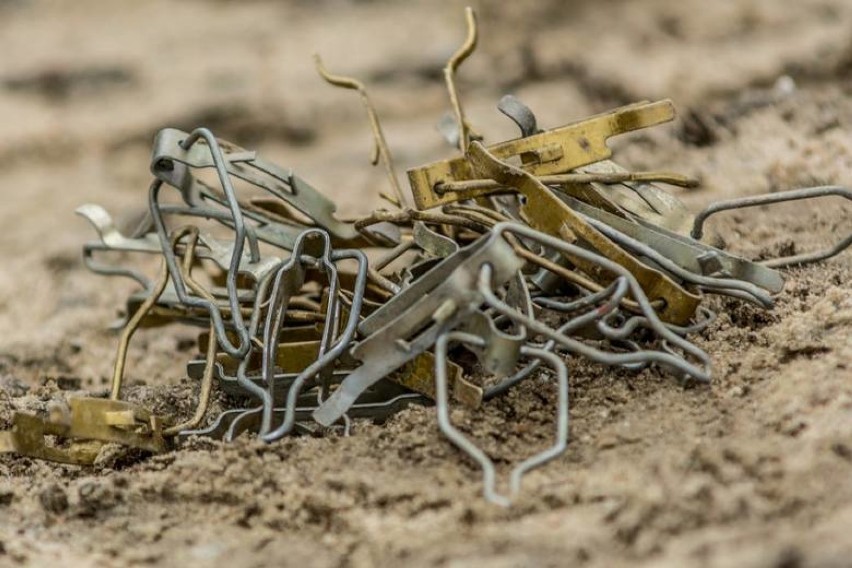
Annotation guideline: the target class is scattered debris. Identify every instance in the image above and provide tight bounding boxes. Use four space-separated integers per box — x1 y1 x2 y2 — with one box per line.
1 7 849 506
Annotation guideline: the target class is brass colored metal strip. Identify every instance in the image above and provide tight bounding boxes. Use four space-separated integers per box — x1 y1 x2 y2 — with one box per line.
466 141 700 325
392 352 483 408
407 100 676 210
0 413 103 465
68 398 168 454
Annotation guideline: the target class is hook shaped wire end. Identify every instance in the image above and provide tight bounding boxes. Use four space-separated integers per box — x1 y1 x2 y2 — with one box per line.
313 54 405 208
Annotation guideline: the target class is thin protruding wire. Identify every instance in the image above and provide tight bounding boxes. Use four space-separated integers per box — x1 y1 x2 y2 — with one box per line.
149 128 254 360
435 172 699 194
444 6 478 153
109 259 170 400
315 54 406 208
164 229 218 435
691 185 852 267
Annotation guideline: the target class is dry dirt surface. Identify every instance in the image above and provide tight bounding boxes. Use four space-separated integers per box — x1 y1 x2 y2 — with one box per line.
1 1 852 566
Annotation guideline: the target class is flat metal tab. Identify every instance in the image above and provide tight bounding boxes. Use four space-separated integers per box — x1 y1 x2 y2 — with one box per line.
408 100 676 209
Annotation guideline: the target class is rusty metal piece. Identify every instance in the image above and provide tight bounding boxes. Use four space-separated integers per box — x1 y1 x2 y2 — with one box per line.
65 398 169 454
434 171 698 195
1 396 170 464
493 95 697 234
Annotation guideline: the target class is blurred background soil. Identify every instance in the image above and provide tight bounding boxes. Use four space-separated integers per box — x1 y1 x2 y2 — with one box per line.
0 0 851 566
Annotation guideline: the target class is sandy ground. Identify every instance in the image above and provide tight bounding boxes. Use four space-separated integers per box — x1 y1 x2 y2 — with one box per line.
0 0 851 566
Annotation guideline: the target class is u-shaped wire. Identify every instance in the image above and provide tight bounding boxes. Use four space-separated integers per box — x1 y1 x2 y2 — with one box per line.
148 127 256 359
260 241 369 441
259 229 335 434
436 331 569 507
149 178 251 359
691 185 852 267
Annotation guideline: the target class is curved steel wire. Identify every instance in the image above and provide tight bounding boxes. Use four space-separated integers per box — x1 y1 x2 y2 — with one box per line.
436 331 569 506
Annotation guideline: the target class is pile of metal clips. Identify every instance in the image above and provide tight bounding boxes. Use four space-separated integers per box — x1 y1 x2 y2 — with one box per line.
2 8 849 505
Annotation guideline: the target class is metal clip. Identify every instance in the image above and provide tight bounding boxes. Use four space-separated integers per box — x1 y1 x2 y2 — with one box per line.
258 232 370 441
0 396 169 464
151 127 360 246
312 228 525 426
0 412 104 465
559 194 784 299
479 222 711 381
496 94 697 234
435 331 569 507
